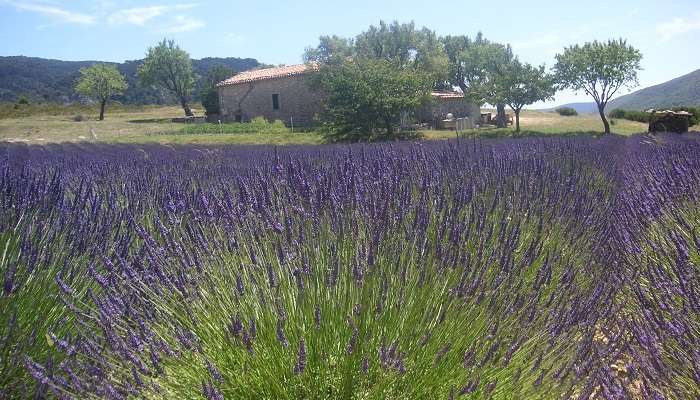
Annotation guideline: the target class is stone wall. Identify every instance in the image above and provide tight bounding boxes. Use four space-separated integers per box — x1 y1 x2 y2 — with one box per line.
219 76 480 129
218 75 322 127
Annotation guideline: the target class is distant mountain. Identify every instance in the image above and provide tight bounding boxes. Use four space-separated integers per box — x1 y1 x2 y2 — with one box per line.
543 102 598 114
608 69 700 110
0 56 264 104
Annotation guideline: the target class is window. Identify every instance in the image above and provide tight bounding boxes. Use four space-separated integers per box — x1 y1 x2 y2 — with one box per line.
272 94 280 111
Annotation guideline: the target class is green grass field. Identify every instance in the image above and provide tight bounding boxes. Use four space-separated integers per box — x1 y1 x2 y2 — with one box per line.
0 105 694 145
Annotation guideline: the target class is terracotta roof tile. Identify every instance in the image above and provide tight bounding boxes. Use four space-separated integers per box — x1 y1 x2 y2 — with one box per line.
218 63 318 86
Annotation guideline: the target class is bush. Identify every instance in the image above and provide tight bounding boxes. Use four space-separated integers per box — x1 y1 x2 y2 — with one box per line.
608 109 649 123
555 107 578 116
177 117 291 135
73 114 84 122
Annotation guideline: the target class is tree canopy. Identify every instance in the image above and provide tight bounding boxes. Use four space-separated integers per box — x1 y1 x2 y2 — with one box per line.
138 39 196 117
498 61 556 132
306 21 444 141
310 58 432 141
199 65 234 116
75 63 127 120
554 39 642 134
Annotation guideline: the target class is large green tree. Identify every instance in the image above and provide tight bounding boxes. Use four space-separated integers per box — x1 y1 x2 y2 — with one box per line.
74 64 127 121
554 39 642 134
310 59 432 141
441 34 514 127
303 35 354 65
306 21 445 141
138 39 196 117
498 61 556 132
199 65 235 116
353 21 448 83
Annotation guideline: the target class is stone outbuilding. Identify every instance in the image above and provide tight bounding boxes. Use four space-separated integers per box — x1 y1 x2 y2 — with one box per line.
217 63 480 128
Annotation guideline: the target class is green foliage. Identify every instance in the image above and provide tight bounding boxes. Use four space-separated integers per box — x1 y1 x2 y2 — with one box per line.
16 97 29 105
75 64 128 101
305 21 447 141
0 55 263 105
303 35 355 65
138 39 196 116
75 64 128 120
554 39 643 133
353 21 448 83
440 33 515 105
556 107 579 116
199 65 234 116
610 107 698 126
306 20 449 85
608 109 648 122
310 59 432 141
498 60 556 131
177 117 290 135
0 226 92 397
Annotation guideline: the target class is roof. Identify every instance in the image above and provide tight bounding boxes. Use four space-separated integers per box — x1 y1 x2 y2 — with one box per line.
645 109 694 116
431 91 465 99
217 63 318 86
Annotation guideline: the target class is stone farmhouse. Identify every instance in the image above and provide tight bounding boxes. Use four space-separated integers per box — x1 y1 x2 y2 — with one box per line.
217 64 480 128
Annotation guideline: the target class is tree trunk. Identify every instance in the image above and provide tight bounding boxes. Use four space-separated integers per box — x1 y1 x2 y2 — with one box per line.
181 98 194 117
597 103 610 134
496 103 507 128
515 109 521 133
99 99 106 121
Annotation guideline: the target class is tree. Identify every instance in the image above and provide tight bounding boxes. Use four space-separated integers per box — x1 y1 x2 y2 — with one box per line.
310 59 432 141
138 39 196 117
199 65 234 116
554 39 642 134
441 33 513 127
304 21 446 141
498 61 556 132
303 35 354 65
75 64 127 121
354 21 448 84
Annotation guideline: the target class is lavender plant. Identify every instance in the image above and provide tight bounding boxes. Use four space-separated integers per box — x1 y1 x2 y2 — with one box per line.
0 134 698 399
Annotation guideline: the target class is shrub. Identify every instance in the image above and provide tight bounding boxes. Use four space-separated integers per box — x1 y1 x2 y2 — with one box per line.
555 107 578 116
73 114 84 122
177 117 291 135
608 109 649 123
17 97 29 105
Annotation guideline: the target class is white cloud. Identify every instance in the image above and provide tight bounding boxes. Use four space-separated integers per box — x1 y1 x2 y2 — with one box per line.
7 1 96 25
107 4 196 26
157 15 205 33
656 15 700 42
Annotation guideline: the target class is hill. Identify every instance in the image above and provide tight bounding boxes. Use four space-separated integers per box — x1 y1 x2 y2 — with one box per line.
0 56 264 105
609 69 700 110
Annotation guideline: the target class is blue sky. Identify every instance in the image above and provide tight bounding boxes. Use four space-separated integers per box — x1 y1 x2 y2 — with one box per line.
1 0 699 106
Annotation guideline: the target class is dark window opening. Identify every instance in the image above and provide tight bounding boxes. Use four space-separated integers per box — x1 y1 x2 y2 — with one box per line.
272 94 280 111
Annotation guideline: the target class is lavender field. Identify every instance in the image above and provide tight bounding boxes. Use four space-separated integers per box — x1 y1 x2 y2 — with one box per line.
1 135 699 399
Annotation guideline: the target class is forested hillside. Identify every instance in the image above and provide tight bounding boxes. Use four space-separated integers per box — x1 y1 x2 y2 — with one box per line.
0 56 263 104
